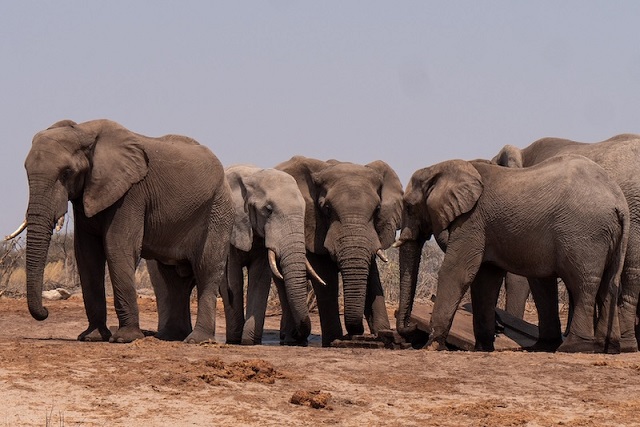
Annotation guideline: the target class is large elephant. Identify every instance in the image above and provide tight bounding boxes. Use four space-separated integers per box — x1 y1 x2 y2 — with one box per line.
275 156 403 346
494 134 640 352
219 165 323 346
395 156 629 353
23 119 234 343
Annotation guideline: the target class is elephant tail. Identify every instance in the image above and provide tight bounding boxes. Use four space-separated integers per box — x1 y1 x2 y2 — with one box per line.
596 206 629 353
605 206 630 302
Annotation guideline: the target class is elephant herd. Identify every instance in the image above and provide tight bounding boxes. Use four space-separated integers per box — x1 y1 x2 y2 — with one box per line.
15 119 640 354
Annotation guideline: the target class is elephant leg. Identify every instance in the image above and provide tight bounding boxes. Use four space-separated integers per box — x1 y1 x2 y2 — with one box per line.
594 275 621 354
220 248 246 344
620 265 640 352
75 230 111 342
563 285 574 337
242 252 272 345
307 252 343 347
186 203 233 344
103 216 145 343
427 247 483 350
504 273 529 319
364 260 390 335
470 264 504 352
557 274 600 353
148 261 194 341
527 277 563 352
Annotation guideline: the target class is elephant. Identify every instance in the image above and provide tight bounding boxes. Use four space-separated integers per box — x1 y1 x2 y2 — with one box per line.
22 119 234 343
503 273 530 319
395 155 629 353
218 165 324 346
494 134 640 352
275 156 404 346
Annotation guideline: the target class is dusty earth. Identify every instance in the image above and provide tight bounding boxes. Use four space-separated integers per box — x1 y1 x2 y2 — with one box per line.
1 295 640 426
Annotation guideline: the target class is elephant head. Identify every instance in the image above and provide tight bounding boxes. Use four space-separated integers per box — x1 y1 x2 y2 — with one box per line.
276 156 403 336
226 165 317 340
492 144 524 168
23 119 148 321
395 160 483 335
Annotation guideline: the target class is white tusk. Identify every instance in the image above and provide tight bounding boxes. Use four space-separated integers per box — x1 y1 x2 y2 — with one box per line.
55 215 65 232
306 259 326 286
5 219 27 241
376 249 389 263
391 239 404 249
268 249 284 281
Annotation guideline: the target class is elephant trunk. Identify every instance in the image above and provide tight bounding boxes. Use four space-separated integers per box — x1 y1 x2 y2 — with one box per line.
279 244 312 339
396 239 424 336
25 195 55 321
337 238 373 336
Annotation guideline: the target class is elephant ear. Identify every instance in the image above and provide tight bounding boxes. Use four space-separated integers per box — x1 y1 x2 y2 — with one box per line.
275 156 329 253
226 169 254 252
366 160 404 249
422 160 483 236
493 144 524 168
83 122 149 218
47 119 78 129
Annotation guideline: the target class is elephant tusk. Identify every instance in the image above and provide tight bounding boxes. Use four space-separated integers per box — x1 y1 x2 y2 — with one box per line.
268 249 284 281
5 219 27 241
391 239 404 249
55 215 65 232
376 249 389 263
306 259 327 286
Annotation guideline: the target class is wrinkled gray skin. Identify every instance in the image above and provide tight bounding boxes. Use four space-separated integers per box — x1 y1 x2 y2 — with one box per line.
24 119 233 344
220 165 312 346
504 273 530 319
276 156 403 346
396 156 629 353
494 134 640 352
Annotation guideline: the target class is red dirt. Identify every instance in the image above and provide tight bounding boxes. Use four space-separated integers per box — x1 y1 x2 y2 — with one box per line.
1 295 639 426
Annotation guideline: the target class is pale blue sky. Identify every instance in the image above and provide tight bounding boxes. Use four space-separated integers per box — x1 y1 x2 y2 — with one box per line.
1 2 639 231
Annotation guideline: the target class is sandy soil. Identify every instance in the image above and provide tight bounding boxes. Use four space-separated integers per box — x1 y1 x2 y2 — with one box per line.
1 295 640 426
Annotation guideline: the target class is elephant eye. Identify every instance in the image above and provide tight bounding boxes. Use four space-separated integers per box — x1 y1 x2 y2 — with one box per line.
263 204 273 216
320 201 331 216
60 167 73 182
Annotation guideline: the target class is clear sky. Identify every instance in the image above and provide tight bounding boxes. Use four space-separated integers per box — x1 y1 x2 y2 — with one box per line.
1 2 639 232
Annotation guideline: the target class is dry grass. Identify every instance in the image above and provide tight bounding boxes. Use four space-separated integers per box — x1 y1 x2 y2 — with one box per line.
0 233 546 312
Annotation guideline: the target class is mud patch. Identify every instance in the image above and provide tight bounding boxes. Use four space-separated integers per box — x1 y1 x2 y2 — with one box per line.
290 390 332 409
198 358 285 385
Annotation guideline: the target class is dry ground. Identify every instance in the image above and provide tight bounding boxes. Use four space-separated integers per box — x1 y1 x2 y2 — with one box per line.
1 295 640 426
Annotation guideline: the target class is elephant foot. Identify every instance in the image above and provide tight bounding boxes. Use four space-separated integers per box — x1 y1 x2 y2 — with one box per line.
109 325 145 343
78 325 111 342
619 337 638 353
156 327 192 342
424 338 447 351
226 338 242 345
597 339 620 355
474 341 495 352
524 338 563 353
556 335 599 354
241 338 262 345
280 334 309 347
184 329 216 344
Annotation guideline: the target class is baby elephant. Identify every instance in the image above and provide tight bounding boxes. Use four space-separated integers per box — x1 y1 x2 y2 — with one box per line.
395 155 629 353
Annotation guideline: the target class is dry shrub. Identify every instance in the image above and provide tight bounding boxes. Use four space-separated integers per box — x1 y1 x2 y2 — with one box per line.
0 232 153 298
